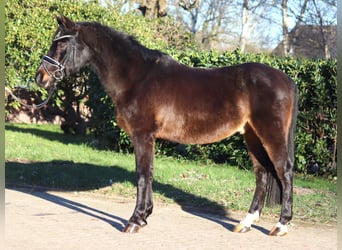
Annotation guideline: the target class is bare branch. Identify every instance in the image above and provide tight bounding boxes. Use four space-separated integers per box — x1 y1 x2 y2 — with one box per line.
179 0 199 10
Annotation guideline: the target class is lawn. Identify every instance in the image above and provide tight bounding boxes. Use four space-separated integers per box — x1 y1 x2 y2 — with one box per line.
5 123 337 224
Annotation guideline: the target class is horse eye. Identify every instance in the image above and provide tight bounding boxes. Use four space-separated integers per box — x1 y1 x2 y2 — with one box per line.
55 39 69 44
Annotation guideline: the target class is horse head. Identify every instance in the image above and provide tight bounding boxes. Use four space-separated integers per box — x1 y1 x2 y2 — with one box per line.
35 15 91 89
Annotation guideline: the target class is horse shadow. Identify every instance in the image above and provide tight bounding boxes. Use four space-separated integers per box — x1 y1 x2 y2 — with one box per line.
5 123 86 145
11 187 127 231
6 160 269 235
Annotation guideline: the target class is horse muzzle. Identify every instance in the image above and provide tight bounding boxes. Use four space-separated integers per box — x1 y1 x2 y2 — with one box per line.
35 65 54 89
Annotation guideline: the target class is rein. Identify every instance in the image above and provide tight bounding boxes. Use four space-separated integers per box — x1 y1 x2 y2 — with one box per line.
5 82 57 109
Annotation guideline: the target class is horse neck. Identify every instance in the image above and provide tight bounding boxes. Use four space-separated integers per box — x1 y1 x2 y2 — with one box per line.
84 29 146 102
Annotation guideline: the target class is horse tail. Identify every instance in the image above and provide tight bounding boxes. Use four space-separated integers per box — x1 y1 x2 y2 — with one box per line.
287 79 298 172
265 78 298 207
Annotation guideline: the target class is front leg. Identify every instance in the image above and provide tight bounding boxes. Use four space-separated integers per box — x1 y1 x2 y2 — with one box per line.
123 133 155 233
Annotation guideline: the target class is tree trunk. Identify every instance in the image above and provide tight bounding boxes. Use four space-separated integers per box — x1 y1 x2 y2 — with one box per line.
138 0 167 18
240 0 248 52
281 0 289 56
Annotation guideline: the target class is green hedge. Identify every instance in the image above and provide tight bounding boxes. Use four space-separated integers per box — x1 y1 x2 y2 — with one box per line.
87 50 337 176
6 1 337 176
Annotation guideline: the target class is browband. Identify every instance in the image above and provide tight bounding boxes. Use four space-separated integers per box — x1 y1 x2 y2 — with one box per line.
53 34 74 42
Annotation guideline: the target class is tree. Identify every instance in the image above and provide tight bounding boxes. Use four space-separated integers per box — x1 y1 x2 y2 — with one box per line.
239 0 269 52
305 0 337 58
280 0 309 56
176 0 240 50
178 0 200 34
138 0 167 18
275 0 337 57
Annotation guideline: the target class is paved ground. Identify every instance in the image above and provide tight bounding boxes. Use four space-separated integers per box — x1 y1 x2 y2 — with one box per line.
5 187 337 250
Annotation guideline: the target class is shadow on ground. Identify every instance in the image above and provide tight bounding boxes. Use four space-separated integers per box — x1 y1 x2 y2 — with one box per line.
5 123 87 145
7 187 128 231
6 160 269 235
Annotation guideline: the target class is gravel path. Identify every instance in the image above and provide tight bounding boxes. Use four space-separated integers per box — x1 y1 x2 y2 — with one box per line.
5 188 337 250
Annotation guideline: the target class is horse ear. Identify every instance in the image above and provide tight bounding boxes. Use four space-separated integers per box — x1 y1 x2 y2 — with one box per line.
55 14 78 31
55 15 63 26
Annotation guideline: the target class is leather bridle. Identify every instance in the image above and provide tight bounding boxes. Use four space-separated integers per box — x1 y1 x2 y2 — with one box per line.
41 34 76 81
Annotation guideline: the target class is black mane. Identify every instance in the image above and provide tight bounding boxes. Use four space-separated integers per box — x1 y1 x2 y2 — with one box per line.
127 35 167 62
79 21 167 63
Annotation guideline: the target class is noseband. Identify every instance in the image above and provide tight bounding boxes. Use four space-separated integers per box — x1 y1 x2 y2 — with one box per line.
41 34 75 81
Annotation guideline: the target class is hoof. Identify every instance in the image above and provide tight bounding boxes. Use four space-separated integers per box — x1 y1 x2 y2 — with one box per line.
233 223 251 233
123 223 141 233
269 226 288 236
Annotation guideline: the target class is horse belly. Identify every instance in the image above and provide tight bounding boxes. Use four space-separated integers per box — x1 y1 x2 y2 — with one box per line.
155 111 246 144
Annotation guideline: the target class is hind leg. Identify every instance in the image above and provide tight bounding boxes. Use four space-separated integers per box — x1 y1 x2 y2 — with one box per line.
251 122 294 236
233 124 271 233
267 150 293 236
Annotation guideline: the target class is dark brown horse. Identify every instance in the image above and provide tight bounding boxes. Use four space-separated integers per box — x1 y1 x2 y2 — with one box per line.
36 15 297 236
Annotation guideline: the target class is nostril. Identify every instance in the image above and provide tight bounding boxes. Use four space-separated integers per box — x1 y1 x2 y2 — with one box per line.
35 69 44 85
35 72 41 83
